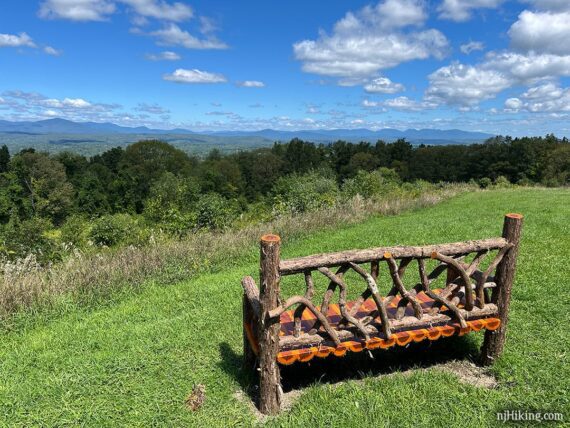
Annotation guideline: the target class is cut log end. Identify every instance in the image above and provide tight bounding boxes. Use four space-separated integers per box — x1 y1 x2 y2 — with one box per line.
383 251 392 259
505 213 523 219
261 234 281 243
430 251 438 259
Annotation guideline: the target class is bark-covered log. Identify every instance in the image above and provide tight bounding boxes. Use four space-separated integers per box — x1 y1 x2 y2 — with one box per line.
258 234 282 415
241 276 260 318
481 214 523 366
279 238 508 275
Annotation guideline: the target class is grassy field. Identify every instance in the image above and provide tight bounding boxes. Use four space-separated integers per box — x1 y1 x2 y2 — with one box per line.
0 188 568 426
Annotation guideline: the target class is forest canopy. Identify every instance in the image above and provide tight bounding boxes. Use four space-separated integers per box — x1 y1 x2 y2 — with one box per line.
0 135 568 262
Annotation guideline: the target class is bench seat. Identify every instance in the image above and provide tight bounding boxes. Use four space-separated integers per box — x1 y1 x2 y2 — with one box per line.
244 289 501 365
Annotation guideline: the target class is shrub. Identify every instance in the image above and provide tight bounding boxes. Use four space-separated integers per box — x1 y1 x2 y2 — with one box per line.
0 215 59 263
494 175 512 188
89 213 140 247
195 194 238 230
60 215 91 249
273 170 339 214
341 168 402 200
478 177 493 188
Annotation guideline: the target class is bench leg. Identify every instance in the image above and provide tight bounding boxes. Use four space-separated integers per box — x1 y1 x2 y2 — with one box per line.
258 235 282 415
480 214 523 365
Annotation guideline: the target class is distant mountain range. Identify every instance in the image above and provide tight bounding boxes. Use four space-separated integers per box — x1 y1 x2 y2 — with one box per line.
0 118 494 144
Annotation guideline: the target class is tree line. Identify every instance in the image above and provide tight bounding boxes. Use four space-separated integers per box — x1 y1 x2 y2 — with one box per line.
0 135 567 261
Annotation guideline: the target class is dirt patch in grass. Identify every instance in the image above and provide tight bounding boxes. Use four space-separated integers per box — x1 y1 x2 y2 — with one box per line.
435 360 498 389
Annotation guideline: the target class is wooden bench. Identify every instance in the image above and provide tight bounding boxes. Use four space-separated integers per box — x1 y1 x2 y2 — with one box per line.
241 213 523 414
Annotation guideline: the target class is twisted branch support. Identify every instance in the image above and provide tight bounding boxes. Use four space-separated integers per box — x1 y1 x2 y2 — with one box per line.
385 253 423 320
475 245 512 307
318 267 370 340
418 259 467 329
268 296 340 346
348 262 392 338
431 252 476 310
293 271 315 337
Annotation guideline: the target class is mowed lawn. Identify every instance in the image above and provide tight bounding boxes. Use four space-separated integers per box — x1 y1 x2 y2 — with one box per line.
0 188 568 427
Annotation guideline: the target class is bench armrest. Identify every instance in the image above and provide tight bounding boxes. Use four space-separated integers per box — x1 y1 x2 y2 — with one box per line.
241 276 260 319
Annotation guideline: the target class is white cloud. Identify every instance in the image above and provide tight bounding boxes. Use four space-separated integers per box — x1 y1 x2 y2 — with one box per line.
383 96 436 111
163 68 227 84
120 0 192 22
235 80 265 88
38 0 191 22
504 83 570 113
509 10 570 55
150 24 227 49
362 97 435 111
0 32 36 48
63 98 92 108
293 0 448 80
199 16 217 34
504 97 523 110
484 51 570 82
145 50 180 60
460 41 484 54
39 0 116 21
528 0 570 12
363 77 405 94
521 82 563 99
362 99 379 107
44 46 62 56
425 62 511 106
135 102 170 114
438 0 504 22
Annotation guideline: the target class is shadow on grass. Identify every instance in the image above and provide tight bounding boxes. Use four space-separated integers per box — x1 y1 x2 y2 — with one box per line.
219 333 482 404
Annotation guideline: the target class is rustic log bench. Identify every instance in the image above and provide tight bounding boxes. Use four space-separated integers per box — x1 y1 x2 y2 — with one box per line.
241 213 523 414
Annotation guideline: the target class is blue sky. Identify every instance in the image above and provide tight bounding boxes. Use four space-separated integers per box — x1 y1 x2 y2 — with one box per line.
1 0 569 136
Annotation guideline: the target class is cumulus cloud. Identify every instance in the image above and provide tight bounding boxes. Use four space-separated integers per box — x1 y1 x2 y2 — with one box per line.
150 24 227 49
460 41 484 54
44 46 62 56
383 96 436 111
0 32 36 48
363 77 405 94
509 10 570 55
425 62 511 106
163 68 227 84
504 82 570 113
145 50 180 60
38 0 191 22
363 96 435 111
484 51 570 82
235 81 265 88
120 0 192 21
1 90 122 122
293 0 448 81
438 0 504 22
39 0 116 21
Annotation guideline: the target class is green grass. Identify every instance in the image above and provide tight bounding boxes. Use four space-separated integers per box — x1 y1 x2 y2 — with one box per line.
0 188 568 427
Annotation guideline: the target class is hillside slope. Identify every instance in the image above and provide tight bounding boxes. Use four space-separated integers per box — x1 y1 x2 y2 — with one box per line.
0 188 568 426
